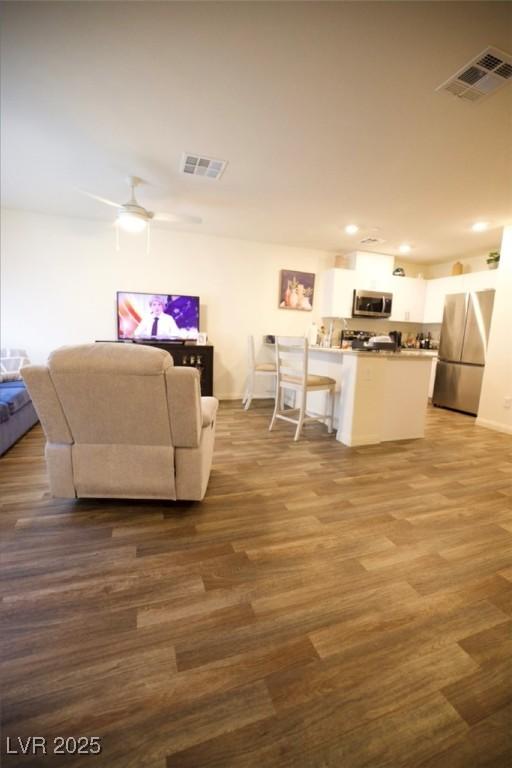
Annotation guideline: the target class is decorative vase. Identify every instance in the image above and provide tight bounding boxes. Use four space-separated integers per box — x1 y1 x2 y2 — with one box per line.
451 261 463 276
487 261 498 270
288 290 298 308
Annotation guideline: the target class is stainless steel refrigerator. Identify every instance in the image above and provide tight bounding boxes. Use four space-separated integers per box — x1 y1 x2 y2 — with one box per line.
433 289 495 415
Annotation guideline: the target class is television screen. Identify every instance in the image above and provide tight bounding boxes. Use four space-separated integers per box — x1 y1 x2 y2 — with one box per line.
117 292 200 341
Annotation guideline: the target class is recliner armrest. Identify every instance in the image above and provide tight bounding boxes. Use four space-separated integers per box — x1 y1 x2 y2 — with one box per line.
201 397 218 428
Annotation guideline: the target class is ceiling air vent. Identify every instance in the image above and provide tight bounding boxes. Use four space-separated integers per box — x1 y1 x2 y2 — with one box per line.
437 46 512 102
359 236 386 246
180 153 227 180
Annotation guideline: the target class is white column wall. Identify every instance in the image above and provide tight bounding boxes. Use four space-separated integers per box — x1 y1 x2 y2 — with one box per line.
477 226 512 435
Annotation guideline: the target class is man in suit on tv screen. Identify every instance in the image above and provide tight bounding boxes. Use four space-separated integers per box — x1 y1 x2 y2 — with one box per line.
133 295 182 339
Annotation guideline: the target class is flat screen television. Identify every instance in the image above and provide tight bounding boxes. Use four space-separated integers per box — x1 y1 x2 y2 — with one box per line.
117 291 200 341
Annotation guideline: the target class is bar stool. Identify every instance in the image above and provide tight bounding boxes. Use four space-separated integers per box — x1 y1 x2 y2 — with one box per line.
242 335 276 410
269 336 336 441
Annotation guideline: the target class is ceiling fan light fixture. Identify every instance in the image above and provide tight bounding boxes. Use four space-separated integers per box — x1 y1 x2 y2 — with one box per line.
118 209 147 233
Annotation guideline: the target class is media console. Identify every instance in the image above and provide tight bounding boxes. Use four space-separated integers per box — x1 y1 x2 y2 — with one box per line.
96 341 214 396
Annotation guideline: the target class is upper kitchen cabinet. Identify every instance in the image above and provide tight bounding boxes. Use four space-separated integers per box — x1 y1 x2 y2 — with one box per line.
321 253 394 317
423 270 498 324
321 259 498 323
320 268 357 317
345 251 394 292
460 270 498 293
424 277 454 324
321 266 423 320
389 276 426 323
321 267 425 321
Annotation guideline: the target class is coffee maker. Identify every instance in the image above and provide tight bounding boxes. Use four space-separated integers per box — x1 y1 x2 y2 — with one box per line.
389 331 402 349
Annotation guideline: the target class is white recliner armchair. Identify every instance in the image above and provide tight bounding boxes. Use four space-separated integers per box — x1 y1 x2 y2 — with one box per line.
22 343 218 501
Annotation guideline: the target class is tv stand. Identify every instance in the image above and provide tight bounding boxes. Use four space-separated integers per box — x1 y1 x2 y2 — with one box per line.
96 341 214 396
132 339 188 346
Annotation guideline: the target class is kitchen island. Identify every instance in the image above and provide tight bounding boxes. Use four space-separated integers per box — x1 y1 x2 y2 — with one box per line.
335 350 432 446
265 344 435 447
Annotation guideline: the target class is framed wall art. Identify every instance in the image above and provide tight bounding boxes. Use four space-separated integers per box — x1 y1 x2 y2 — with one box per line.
279 270 315 311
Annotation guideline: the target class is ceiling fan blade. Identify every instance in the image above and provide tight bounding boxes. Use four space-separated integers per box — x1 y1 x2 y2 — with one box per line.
153 212 202 225
76 188 122 208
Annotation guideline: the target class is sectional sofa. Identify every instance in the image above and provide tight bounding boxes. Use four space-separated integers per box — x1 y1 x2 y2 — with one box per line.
0 349 39 455
0 380 39 455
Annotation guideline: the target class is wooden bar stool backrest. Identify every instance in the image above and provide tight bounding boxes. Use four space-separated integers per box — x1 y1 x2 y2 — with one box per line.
275 337 308 389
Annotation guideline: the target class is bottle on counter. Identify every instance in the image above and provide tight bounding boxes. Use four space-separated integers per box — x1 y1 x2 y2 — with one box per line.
196 355 203 381
324 320 334 348
308 322 318 346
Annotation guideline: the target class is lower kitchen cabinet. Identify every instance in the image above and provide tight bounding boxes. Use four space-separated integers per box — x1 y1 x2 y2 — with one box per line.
428 356 438 399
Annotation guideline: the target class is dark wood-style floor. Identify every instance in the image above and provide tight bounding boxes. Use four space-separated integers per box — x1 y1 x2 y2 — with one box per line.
1 401 511 767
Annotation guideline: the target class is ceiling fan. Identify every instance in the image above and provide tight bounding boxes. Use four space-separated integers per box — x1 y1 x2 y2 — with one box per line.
78 176 202 233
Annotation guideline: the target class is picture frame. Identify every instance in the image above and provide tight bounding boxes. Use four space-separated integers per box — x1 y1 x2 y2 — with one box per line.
197 332 208 344
279 270 315 311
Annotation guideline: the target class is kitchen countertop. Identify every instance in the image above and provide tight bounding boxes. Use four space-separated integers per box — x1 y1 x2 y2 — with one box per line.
264 343 437 357
306 345 438 358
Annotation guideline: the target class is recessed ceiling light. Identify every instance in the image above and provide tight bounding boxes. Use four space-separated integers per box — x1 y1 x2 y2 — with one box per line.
345 224 359 235
399 243 412 254
472 221 489 232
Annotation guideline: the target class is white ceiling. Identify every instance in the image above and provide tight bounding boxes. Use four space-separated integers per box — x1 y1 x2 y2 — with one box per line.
1 1 512 263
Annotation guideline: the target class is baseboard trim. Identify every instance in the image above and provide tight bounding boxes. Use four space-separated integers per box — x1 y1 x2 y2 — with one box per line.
338 432 381 447
475 417 512 436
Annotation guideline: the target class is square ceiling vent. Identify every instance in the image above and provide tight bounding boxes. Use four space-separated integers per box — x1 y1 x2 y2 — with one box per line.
437 46 512 102
181 153 227 179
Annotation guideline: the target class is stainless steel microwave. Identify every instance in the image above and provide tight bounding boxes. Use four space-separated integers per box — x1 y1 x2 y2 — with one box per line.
352 289 393 318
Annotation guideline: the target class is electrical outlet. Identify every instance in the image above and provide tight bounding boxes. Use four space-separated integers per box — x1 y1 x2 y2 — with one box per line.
504 397 512 409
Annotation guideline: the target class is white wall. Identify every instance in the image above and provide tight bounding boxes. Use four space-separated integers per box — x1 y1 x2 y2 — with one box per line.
1 208 334 398
423 251 495 278
336 252 496 280
477 226 512 435
394 253 497 278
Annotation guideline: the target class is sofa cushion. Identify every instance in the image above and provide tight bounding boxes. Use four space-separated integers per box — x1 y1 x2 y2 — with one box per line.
0 380 26 390
201 396 218 428
0 402 10 423
1 348 30 382
0 385 31 415
49 343 173 375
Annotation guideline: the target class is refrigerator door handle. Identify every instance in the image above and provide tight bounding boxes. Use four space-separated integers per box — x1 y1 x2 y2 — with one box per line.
460 290 495 365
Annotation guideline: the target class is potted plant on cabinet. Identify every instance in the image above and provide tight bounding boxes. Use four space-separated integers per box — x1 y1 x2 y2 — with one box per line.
487 251 500 269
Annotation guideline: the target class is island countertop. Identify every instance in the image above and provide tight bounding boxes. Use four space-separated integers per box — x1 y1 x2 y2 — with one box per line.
310 347 438 359
265 343 437 358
